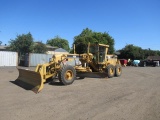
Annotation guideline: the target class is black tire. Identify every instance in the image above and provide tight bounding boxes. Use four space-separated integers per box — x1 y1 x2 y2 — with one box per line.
58 65 76 85
115 64 122 77
143 62 146 67
106 65 115 78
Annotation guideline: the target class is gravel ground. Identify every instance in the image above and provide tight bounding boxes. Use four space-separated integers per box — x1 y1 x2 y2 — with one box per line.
0 66 160 120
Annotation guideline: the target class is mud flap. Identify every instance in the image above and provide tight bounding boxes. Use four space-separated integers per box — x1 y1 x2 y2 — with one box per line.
15 68 44 93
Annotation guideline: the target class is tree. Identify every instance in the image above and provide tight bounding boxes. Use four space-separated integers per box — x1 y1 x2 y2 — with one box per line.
8 32 34 55
73 28 115 54
0 41 2 45
118 44 160 60
118 44 143 60
33 42 47 53
46 36 70 51
156 50 160 56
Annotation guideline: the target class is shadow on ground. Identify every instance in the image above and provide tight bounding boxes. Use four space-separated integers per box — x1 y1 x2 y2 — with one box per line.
10 78 64 92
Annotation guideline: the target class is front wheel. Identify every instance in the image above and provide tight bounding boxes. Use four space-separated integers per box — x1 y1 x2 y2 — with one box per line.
58 65 76 85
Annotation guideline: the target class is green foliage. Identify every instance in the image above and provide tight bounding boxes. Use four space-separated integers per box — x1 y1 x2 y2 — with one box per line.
73 28 115 54
69 48 74 54
8 32 34 55
118 44 143 60
75 43 87 54
33 42 47 53
118 44 160 60
46 36 70 52
156 50 160 56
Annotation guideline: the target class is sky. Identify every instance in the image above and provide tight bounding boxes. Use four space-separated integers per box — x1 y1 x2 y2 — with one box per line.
0 0 160 50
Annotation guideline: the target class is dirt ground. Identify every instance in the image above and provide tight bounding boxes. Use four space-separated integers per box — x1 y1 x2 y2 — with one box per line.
0 66 160 120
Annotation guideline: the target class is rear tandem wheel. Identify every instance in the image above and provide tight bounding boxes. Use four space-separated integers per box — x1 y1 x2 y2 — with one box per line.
106 65 115 78
115 64 122 77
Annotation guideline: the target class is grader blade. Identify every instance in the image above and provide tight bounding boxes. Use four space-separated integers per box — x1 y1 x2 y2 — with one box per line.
16 68 44 93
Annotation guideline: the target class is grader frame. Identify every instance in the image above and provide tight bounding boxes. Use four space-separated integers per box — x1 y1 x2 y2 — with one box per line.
16 43 122 93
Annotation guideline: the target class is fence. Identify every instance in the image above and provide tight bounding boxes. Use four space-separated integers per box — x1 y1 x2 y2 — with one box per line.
0 51 18 66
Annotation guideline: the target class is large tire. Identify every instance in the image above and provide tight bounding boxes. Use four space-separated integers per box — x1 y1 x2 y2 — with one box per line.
58 65 76 85
115 64 122 77
106 65 115 78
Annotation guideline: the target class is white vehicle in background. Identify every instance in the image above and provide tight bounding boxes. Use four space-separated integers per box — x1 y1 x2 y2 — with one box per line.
132 60 140 67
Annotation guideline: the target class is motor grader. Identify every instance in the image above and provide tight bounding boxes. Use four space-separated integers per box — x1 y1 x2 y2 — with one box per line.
16 43 122 93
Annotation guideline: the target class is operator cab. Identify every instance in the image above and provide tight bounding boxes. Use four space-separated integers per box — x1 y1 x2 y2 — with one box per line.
89 44 109 63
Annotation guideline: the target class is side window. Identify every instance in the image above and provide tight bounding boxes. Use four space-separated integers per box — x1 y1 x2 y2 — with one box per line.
99 46 105 62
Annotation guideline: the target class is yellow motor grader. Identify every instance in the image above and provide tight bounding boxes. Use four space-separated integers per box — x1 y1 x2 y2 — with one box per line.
16 43 122 93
